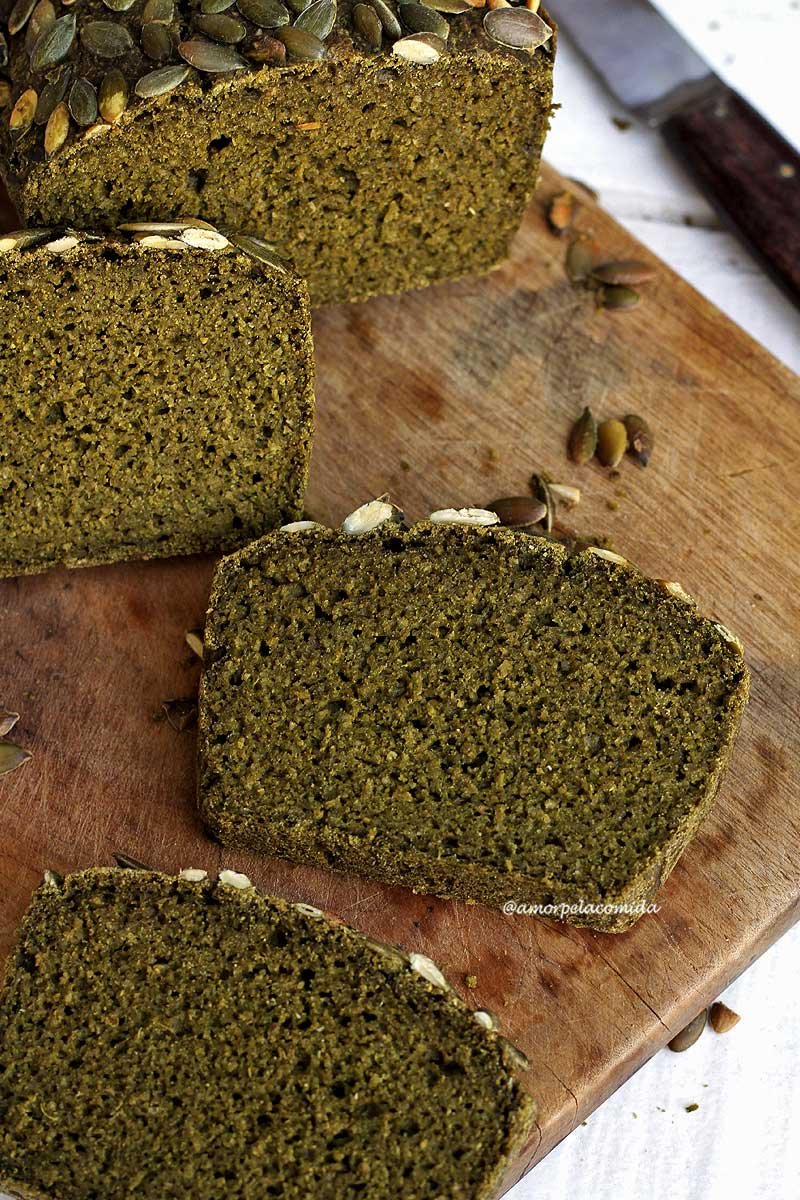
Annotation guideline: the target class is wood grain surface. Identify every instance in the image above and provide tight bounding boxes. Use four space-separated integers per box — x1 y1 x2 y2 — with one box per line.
0 164 798 1187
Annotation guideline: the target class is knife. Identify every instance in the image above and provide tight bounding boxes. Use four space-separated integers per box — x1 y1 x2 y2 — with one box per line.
546 0 800 305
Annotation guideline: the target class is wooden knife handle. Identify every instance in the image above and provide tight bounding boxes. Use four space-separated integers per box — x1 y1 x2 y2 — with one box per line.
662 85 800 305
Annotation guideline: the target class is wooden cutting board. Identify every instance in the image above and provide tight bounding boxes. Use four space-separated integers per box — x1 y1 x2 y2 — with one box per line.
1 163 798 1189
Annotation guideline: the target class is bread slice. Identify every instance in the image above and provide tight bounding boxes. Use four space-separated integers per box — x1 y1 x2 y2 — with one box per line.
197 503 749 932
0 867 535 1200
0 222 314 577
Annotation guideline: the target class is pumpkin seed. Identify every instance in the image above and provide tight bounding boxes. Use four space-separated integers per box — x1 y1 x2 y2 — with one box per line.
113 851 153 870
708 1001 740 1035
143 0 175 20
227 229 288 271
286 0 310 13
0 741 32 777
565 236 593 283
400 1 448 37
0 228 53 252
486 496 547 529
276 25 327 58
103 0 135 9
68 77 98 125
142 20 174 60
596 418 627 468
353 2 381 46
293 0 336 39
600 284 640 311
161 697 198 731
202 0 236 10
9 87 38 135
667 1009 707 1052
567 407 597 465
8 0 37 37
391 30 443 61
134 63 190 97
30 13 76 72
179 37 249 69
623 413 653 467
529 473 554 532
368 0 401 37
0 712 20 737
237 0 290 23
81 20 134 58
98 67 129 122
592 259 656 287
421 0 470 11
34 64 71 123
193 11 247 42
483 6 550 50
24 0 55 55
245 32 287 61
44 98 69 152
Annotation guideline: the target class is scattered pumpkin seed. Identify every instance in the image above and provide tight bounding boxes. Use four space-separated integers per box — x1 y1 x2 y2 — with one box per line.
276 25 327 58
667 1009 707 1052
294 0 336 39
391 30 444 61
400 1 449 37
237 0 290 24
286 0 311 13
185 629 205 658
161 697 199 731
596 418 628 468
565 236 593 283
179 37 249 70
548 482 580 508
529 473 554 532
142 21 174 60
353 3 382 46
81 19 134 58
134 64 190 97
368 0 401 38
29 12 76 71
8 0 38 37
483 6 550 50
98 67 129 122
623 413 653 467
43 97 69 152
143 0 175 20
202 0 236 10
68 77 98 126
421 0 470 11
0 741 32 777
0 712 20 737
600 284 640 311
34 64 71 123
592 259 656 287
709 1001 740 1034
25 0 56 55
567 406 597 465
226 229 288 271
103 0 136 8
9 87 38 135
193 11 247 42
245 32 287 60
486 496 547 529
548 189 575 234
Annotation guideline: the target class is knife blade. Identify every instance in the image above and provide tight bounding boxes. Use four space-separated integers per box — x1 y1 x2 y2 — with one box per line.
547 0 800 305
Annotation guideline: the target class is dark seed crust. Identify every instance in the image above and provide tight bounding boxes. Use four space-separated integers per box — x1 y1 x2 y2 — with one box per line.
0 867 536 1200
0 225 314 577
197 522 749 933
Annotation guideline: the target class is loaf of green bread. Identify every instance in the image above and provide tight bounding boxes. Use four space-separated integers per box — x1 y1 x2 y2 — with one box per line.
198 501 749 932
0 866 535 1199
0 0 556 304
0 222 314 577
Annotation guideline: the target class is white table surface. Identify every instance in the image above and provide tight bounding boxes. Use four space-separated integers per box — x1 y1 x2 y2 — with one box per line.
510 3 800 1199
2 5 798 1199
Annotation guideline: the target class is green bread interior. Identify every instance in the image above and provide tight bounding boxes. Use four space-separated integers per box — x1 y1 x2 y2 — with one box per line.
0 239 314 576
198 524 748 926
0 869 533 1200
4 11 555 305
